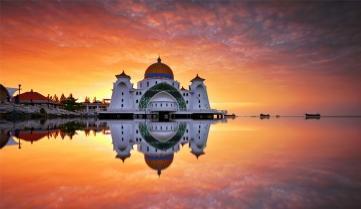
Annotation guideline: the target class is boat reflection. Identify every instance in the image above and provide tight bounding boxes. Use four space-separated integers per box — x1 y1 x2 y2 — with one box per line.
0 119 223 175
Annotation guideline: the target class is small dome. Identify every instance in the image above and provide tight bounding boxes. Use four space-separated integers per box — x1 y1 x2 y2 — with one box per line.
149 130 177 142
191 74 205 82
148 121 179 142
116 70 131 79
144 57 174 80
116 153 131 162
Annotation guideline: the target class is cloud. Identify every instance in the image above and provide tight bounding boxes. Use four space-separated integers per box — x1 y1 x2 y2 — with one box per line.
1 0 361 113
1 1 360 73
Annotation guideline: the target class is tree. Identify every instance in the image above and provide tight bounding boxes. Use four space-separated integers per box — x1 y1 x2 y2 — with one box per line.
93 97 97 103
53 94 59 103
62 93 81 111
84 96 90 103
60 94 66 104
68 93 75 100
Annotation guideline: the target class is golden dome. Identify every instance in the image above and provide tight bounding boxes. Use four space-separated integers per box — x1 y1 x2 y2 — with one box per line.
144 154 174 176
144 57 174 79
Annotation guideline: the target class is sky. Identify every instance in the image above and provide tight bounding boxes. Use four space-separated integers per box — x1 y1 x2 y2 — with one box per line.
1 0 361 115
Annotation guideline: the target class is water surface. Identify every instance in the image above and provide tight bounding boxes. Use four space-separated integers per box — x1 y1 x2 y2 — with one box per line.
1 118 361 209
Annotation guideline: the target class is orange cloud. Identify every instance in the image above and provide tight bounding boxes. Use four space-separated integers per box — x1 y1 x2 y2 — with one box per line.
1 1 360 114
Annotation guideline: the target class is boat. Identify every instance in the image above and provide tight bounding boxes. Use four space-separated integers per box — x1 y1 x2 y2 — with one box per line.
305 113 321 119
260 113 270 119
225 113 236 118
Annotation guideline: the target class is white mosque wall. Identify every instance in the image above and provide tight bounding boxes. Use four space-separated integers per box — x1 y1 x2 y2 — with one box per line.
189 81 210 111
108 120 213 162
109 74 212 112
109 122 135 157
109 78 134 110
137 78 180 91
189 121 211 155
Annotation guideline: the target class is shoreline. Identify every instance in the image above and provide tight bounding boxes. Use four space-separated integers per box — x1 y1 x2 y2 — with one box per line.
0 103 95 121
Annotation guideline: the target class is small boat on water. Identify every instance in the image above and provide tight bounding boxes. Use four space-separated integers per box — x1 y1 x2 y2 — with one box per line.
305 113 321 119
260 113 270 119
225 113 236 118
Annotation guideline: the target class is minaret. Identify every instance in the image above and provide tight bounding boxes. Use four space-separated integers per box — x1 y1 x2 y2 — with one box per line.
189 74 210 110
109 70 133 110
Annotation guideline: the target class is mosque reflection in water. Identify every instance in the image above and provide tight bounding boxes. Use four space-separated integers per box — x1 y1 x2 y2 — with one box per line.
0 119 218 176
111 120 212 175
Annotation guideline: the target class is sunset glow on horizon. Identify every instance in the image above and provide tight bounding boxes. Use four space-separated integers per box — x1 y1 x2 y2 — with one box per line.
1 1 361 115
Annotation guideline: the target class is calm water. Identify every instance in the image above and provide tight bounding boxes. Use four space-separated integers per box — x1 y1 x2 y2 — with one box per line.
1 118 361 209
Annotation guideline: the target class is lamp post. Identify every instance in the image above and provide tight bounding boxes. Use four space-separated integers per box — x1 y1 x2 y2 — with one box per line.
17 84 21 104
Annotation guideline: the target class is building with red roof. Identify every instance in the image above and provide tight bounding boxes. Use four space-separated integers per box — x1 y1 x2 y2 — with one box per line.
14 89 52 105
15 130 49 143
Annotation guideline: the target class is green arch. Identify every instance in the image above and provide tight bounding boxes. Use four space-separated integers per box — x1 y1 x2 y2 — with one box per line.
139 122 186 150
139 83 186 110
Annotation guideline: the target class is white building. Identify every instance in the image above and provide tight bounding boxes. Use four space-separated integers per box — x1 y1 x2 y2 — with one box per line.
109 120 213 176
100 57 225 119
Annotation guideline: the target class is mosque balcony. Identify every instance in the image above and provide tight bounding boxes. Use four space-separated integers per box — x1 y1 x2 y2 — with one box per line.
147 101 178 112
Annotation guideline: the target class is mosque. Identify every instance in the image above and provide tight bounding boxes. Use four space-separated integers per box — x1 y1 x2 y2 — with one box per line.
109 120 213 176
99 57 225 120
1 118 215 176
